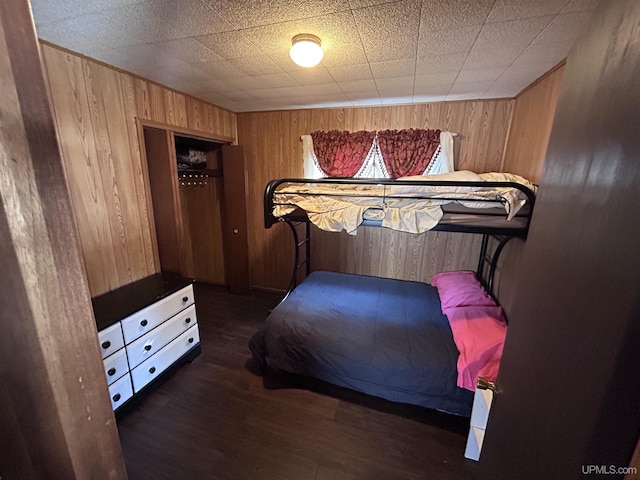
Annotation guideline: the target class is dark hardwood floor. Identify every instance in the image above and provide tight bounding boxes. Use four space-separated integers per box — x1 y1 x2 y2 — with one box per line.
117 282 479 480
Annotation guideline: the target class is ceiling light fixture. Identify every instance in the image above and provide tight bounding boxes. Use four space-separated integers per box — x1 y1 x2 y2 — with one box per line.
290 33 323 68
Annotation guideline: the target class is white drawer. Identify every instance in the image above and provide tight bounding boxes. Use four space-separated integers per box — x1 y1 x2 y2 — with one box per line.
126 305 198 369
121 285 194 343
103 348 129 385
108 373 133 410
98 323 124 360
131 325 200 392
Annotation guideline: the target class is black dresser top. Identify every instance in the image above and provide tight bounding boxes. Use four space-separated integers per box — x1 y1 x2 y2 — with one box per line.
92 272 194 331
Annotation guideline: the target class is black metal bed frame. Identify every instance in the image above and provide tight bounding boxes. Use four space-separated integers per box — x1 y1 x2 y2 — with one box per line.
263 177 535 300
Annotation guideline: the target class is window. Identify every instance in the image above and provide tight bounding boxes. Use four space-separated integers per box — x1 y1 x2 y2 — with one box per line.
302 130 455 179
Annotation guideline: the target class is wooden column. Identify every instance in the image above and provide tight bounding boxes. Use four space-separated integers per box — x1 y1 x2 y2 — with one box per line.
0 1 127 478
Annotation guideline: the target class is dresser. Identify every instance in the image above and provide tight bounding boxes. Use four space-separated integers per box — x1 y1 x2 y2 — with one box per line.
92 272 201 412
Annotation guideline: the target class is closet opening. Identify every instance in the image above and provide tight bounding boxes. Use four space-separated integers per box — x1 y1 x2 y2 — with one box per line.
140 124 249 293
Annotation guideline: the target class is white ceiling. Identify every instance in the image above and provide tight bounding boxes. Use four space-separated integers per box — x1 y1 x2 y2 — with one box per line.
31 0 598 113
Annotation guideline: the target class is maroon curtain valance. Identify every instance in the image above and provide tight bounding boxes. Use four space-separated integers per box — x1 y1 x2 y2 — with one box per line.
310 128 441 178
377 128 441 178
310 130 376 177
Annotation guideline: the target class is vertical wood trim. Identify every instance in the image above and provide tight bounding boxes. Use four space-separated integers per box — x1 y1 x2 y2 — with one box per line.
0 1 126 477
143 127 184 274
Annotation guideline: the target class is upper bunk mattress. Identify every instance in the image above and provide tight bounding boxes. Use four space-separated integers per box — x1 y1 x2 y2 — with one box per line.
249 271 473 416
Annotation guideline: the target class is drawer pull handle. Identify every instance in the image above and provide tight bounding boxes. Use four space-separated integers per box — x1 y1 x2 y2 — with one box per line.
185 317 191 324
107 368 116 376
140 319 148 327
144 345 152 352
182 296 189 303
149 367 156 374
188 337 194 344
112 393 121 402
101 340 111 350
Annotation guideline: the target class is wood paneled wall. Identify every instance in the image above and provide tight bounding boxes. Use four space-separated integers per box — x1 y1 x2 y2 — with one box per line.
41 43 236 296
237 100 516 291
502 63 565 183
42 40 559 295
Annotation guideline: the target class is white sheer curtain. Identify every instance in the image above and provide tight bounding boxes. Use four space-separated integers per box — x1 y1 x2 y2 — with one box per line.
429 131 456 175
302 131 457 179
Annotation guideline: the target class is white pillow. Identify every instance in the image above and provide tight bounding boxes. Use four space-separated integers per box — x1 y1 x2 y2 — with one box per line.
478 172 536 191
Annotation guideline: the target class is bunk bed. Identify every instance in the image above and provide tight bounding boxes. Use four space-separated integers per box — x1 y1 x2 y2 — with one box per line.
250 172 536 417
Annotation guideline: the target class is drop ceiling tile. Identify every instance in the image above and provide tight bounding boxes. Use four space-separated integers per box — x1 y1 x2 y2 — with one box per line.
486 0 566 23
299 84 344 96
461 46 524 70
246 72 300 88
269 85 312 98
413 83 451 96
415 53 467 75
533 11 593 45
512 41 573 67
146 0 235 38
414 71 458 88
353 0 421 63
154 63 220 85
195 31 263 60
326 64 373 83
195 60 246 78
218 75 263 90
320 43 370 67
228 56 284 76
455 67 505 83
35 10 142 49
152 38 224 64
339 79 378 93
448 81 493 95
370 59 416 79
375 76 415 92
420 0 495 31
110 43 186 68
498 63 554 83
205 0 351 29
417 25 482 56
288 68 336 86
31 0 147 25
378 89 414 101
473 16 556 51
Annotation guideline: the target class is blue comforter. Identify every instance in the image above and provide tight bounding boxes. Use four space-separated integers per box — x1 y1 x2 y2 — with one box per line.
249 271 473 416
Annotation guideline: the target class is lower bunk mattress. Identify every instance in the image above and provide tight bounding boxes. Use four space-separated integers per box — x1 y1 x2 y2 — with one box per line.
249 271 473 416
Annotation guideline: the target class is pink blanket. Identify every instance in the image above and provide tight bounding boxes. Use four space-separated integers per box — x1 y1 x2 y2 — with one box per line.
433 271 507 391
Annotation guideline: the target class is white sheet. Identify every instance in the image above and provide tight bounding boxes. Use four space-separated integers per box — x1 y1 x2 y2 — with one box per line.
272 173 536 235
